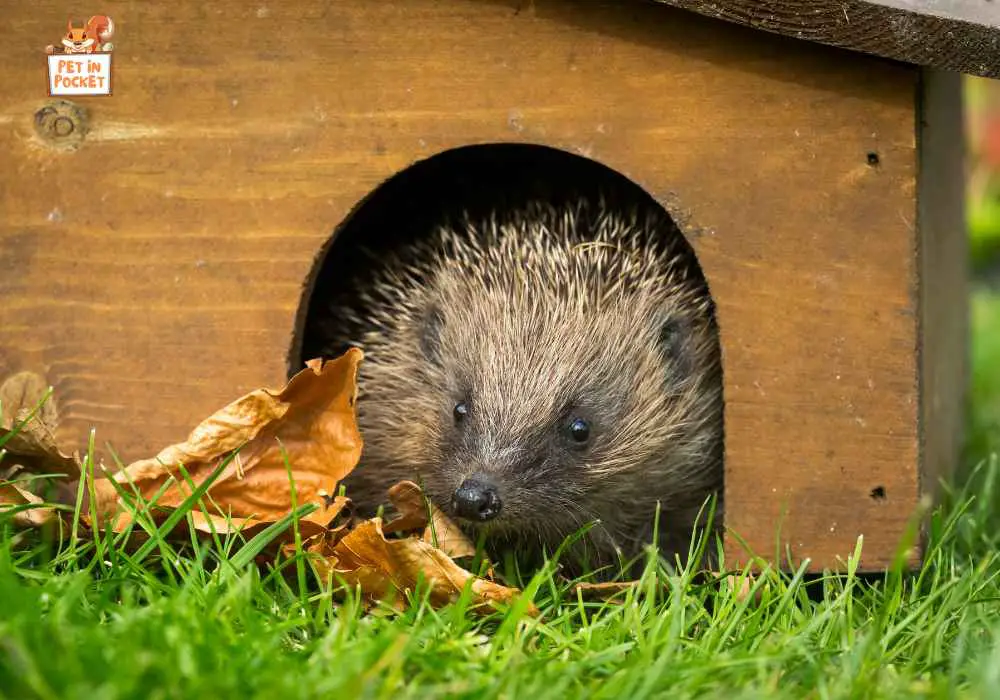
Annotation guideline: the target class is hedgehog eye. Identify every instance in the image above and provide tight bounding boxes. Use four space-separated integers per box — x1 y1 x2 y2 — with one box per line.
453 401 469 423
567 417 590 444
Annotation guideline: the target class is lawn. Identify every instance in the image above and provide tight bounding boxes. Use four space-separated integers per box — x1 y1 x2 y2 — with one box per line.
2 315 999 700
4 87 1000 699
2 447 999 700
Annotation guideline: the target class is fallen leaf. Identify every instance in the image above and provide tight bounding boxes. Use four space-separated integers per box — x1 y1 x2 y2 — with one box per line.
422 507 478 559
282 501 354 561
185 494 347 538
0 482 58 529
86 349 364 534
0 371 79 478
318 516 538 617
572 580 639 602
381 480 432 534
0 371 58 431
724 571 763 605
383 480 477 559
1 419 80 479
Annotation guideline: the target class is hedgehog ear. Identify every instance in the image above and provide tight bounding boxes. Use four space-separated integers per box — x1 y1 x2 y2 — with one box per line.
658 313 693 380
419 304 445 365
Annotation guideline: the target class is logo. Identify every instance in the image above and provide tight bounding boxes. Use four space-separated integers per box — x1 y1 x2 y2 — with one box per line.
45 15 115 96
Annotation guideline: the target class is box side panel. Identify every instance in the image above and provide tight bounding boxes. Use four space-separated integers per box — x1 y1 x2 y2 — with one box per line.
0 0 919 571
918 69 969 509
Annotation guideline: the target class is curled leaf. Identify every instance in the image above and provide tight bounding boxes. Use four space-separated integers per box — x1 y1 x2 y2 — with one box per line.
319 517 538 618
0 371 58 431
1 371 78 478
87 349 364 534
0 482 58 529
572 580 639 602
382 480 432 534
384 480 477 560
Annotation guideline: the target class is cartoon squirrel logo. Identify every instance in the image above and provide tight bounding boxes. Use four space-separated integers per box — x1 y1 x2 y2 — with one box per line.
45 15 114 55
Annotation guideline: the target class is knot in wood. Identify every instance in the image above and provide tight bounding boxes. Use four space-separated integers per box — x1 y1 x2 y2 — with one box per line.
33 100 88 150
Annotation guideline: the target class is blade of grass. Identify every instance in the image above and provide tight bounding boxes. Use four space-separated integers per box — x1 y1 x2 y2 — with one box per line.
228 502 318 571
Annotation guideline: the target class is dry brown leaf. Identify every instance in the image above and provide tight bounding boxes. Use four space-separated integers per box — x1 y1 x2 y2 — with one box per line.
0 371 58 431
725 572 763 605
0 482 58 529
1 371 79 478
572 580 639 602
1 419 80 478
383 480 477 560
282 506 354 563
381 480 433 534
86 349 364 533
319 517 539 617
422 506 478 559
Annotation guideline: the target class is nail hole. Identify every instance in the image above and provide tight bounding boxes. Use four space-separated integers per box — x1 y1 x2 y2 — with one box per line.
870 486 886 500
866 151 880 167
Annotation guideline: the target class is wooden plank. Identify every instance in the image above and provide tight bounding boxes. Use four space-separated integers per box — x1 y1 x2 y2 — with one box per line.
918 68 969 515
876 0 1000 26
0 0 920 571
648 0 1000 79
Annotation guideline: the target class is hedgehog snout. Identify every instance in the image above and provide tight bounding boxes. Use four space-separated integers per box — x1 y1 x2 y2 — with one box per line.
450 475 502 522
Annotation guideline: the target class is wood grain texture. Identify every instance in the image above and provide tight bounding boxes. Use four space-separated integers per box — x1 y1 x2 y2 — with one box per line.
648 0 1000 78
1 0 923 571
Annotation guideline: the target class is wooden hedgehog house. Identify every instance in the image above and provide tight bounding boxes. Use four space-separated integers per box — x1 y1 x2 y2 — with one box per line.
3 0 999 573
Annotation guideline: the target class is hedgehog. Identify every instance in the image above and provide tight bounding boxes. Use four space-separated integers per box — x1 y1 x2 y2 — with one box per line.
311 196 724 576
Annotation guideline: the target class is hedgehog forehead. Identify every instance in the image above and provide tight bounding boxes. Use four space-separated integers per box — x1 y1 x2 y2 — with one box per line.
466 236 666 302
423 224 695 424
435 234 674 308
434 280 662 420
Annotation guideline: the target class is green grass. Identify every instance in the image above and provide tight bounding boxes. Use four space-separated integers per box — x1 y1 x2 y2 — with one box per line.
967 75 1000 274
966 291 1000 460
968 177 1000 276
2 454 1000 699
2 296 1000 700
5 305 1000 698
0 466 996 700
3 322 1000 700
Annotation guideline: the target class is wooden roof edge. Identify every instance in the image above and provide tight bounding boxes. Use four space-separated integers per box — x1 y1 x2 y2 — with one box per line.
648 0 1000 79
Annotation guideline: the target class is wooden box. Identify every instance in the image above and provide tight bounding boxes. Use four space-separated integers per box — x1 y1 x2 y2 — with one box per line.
3 0 997 572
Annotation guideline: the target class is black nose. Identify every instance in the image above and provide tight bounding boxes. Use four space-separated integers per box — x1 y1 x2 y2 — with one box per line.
451 477 502 521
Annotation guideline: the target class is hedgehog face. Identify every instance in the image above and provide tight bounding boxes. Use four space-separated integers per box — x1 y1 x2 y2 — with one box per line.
341 202 724 569
409 268 720 560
